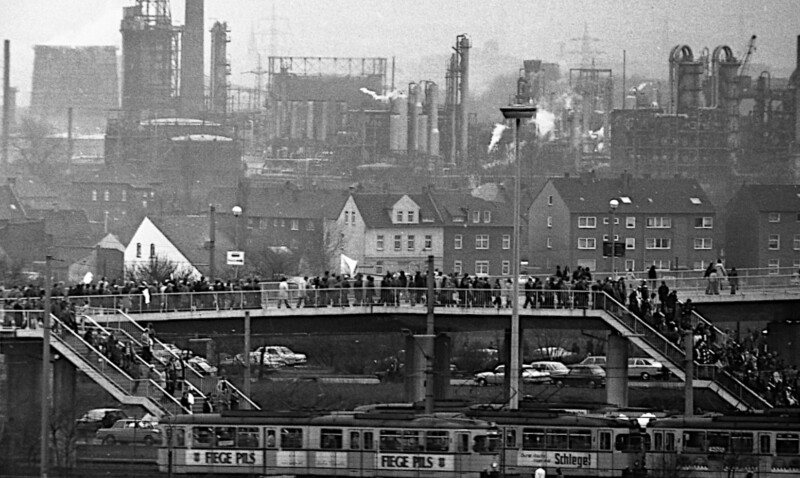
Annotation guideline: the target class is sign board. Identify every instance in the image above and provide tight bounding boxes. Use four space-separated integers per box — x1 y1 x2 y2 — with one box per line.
227 251 245 266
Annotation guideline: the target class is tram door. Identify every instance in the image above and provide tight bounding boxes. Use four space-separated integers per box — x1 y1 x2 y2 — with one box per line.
598 429 614 477
349 428 375 473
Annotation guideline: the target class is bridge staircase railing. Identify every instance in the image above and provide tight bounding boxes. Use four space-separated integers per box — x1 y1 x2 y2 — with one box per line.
596 293 772 411
88 308 259 411
48 313 188 417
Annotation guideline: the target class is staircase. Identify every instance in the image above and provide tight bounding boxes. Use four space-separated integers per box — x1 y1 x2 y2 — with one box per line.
48 314 188 417
596 293 772 411
87 308 259 411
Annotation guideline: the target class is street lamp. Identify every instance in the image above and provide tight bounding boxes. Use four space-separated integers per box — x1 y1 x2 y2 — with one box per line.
232 206 243 250
500 103 536 411
609 198 619 278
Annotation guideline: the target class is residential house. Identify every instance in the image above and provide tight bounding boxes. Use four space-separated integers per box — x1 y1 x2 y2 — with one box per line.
338 192 444 275
124 215 234 280
725 184 800 272
528 175 718 275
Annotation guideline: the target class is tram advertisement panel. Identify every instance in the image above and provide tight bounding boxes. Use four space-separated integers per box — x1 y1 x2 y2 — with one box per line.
377 453 455 471
315 451 348 468
277 450 308 467
519 450 597 469
185 449 264 467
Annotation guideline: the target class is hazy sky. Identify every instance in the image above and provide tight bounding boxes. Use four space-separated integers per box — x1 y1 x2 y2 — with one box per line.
2 0 799 105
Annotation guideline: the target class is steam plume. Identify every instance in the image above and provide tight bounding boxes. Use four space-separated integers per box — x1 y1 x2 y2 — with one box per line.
359 87 405 102
487 124 508 153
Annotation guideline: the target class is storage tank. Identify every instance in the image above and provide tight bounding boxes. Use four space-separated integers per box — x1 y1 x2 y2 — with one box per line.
390 96 408 152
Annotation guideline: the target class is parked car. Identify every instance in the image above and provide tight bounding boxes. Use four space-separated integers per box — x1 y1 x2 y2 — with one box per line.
188 356 218 376
528 346 581 364
557 364 606 388
95 418 160 446
529 361 570 380
473 364 550 386
76 408 127 437
252 346 307 366
577 356 607 367
627 357 667 381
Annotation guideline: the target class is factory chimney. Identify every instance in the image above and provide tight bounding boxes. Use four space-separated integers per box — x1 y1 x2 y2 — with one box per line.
795 35 800 145
2 39 9 167
181 0 204 116
458 35 470 166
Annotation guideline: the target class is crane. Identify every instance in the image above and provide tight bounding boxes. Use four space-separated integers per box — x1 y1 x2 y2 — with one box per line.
739 35 757 78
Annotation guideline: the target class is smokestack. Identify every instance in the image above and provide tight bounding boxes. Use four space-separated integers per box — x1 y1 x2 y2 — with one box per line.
427 82 439 157
2 39 9 166
796 35 800 144
407 83 418 156
458 35 470 166
181 0 204 116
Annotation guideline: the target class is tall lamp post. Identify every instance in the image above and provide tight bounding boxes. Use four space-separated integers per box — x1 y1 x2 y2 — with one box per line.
500 103 536 411
232 206 243 249
609 198 619 278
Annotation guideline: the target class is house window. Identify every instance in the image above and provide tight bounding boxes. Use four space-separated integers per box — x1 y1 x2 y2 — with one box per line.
121 190 127 202
472 211 480 223
291 219 299 231
376 261 384 275
603 217 609 225
502 261 510 275
768 259 780 274
625 238 636 249
407 235 415 251
475 261 489 275
797 213 800 222
396 211 404 223
502 235 511 249
377 235 384 251
578 238 596 249
768 212 781 223
280 219 286 228
273 219 279 227
794 235 800 250
626 217 635 228
91 190 97 201
646 238 672 249
603 234 619 241
547 216 553 228
142 200 148 208
149 244 155 258
454 234 462 250
483 211 491 223
407 211 415 223
769 234 780 250
247 217 257 229
578 217 596 228
424 235 432 250
625 259 635 271
547 195 553 205
651 259 671 270
394 235 401 251
475 235 489 249
454 261 462 275
344 211 349 225
694 217 713 228
694 238 713 250
103 190 110 201
306 221 315 231
646 217 672 228
136 243 142 258
546 237 552 249
260 218 269 229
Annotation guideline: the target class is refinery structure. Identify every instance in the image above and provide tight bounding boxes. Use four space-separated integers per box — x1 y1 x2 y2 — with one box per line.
0 0 798 264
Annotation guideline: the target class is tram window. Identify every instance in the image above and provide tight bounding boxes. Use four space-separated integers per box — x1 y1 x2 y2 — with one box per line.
732 433 754 453
615 434 651 452
654 432 663 451
505 429 517 448
665 432 675 452
402 431 423 452
473 435 490 452
776 434 799 455
321 429 343 450
599 431 612 451
193 427 214 448
176 428 185 447
522 428 545 450
281 428 303 449
380 430 402 451
569 429 592 450
759 434 771 454
458 433 469 453
216 427 236 447
426 431 449 452
683 431 707 452
364 431 374 450
266 430 276 448
237 428 259 448
350 431 360 450
546 429 569 449
707 432 729 454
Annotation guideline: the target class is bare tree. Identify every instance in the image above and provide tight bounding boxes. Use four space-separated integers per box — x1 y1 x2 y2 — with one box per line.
12 115 64 179
126 255 193 284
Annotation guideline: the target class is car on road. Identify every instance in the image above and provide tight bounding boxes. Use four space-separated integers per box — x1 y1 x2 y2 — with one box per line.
76 408 127 438
473 364 550 386
188 356 218 376
95 418 160 446
556 364 606 388
252 346 307 366
628 357 666 381
528 361 570 380
577 356 607 367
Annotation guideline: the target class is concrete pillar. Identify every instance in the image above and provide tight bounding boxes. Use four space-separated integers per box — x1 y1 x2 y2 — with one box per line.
4 342 43 461
404 334 424 403
319 101 329 142
606 332 629 407
433 334 451 401
289 101 299 139
306 101 315 140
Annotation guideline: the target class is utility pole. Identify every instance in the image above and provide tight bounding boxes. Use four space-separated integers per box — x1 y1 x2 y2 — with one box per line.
424 255 435 414
208 204 216 280
41 254 52 478
243 311 251 404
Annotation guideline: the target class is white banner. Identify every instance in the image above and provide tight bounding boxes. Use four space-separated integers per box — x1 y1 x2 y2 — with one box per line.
185 449 263 466
518 450 596 469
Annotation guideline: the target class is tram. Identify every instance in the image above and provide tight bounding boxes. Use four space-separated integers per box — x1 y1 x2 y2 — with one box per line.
157 409 501 477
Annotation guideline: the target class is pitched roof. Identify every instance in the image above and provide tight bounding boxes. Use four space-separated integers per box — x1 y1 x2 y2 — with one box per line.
246 186 346 220
96 233 125 252
735 184 800 212
549 177 715 214
351 193 442 228
148 215 235 273
430 192 514 226
0 184 26 221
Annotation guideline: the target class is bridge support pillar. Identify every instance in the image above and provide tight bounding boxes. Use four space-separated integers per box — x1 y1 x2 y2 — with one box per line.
2 341 43 463
404 334 434 404
433 334 451 401
502 327 524 404
606 332 629 407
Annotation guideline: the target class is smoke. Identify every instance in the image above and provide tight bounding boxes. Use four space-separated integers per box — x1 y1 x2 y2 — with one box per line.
530 109 556 139
359 87 406 102
487 123 508 153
